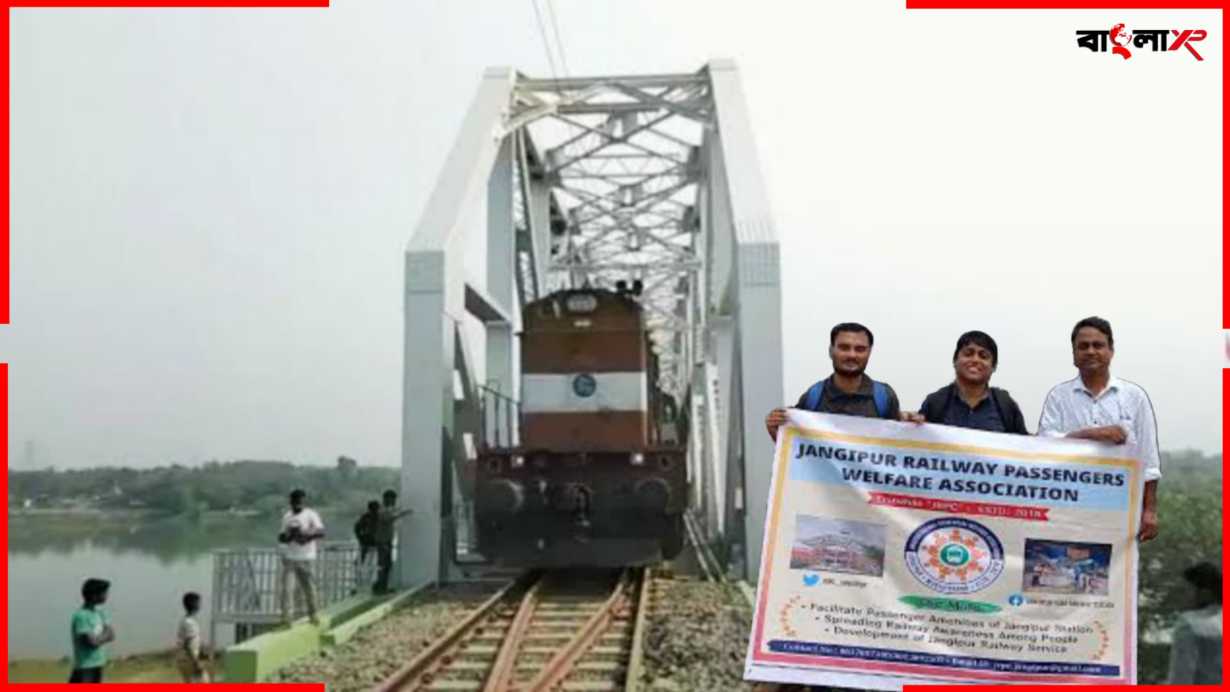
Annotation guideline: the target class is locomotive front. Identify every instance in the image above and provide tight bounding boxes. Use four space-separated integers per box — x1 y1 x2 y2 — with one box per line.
474 288 687 567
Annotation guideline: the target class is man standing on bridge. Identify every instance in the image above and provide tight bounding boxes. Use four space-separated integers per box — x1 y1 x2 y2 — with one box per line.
373 489 413 595
278 489 326 624
760 323 901 692
902 330 1030 434
765 322 902 441
1037 316 1160 542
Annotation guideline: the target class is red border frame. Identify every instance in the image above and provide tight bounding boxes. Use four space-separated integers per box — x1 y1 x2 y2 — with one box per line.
0 1 1223 690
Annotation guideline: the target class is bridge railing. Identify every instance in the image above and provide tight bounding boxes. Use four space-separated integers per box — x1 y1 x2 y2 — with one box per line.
477 384 520 450
211 542 377 631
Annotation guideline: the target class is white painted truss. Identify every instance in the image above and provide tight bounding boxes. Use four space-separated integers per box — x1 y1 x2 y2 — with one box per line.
401 61 783 586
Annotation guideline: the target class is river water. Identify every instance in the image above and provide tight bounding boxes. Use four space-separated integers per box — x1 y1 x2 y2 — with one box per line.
7 511 350 660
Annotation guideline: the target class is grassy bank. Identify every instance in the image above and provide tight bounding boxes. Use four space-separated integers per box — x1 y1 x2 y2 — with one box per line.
8 649 229 683
7 650 194 683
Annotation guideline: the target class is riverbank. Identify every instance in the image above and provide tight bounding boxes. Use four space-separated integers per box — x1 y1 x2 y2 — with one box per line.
8 507 263 520
8 510 363 660
8 507 156 516
8 649 196 683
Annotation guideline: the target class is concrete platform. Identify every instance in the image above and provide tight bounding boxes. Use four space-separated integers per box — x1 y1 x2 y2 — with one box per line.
222 584 429 682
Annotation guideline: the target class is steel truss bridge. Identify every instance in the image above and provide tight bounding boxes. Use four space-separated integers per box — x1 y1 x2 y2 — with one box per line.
399 60 783 585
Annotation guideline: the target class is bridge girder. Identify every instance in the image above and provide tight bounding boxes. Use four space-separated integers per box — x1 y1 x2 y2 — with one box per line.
400 61 783 587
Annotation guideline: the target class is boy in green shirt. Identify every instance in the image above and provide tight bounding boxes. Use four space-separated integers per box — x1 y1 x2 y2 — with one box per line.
69 578 115 683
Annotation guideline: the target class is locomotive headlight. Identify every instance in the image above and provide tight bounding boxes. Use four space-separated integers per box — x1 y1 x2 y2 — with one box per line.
564 293 598 313
511 454 525 469
630 452 645 466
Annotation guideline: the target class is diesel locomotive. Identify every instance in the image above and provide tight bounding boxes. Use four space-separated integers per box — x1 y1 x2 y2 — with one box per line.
473 287 688 567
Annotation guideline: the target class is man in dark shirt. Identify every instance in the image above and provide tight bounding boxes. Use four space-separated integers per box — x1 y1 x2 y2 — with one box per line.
765 322 902 441
903 330 1029 434
372 489 413 594
762 322 898 692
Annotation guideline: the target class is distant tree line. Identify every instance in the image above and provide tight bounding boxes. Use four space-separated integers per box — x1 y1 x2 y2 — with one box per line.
8 458 399 517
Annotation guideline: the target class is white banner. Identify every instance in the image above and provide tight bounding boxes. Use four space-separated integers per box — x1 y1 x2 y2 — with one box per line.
744 410 1142 689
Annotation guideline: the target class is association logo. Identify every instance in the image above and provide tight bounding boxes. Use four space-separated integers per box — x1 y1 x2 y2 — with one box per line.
904 517 1005 594
1076 24 1207 61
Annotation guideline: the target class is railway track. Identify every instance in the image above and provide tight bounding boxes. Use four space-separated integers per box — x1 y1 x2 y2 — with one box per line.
374 569 647 692
683 511 725 583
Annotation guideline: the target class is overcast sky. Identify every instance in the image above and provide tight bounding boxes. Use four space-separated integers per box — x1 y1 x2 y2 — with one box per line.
6 2 1221 469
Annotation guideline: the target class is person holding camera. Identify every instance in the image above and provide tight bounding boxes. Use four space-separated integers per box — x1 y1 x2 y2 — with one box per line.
278 488 326 625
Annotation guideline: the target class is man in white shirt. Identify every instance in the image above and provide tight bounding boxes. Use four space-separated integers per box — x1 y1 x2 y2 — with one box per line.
278 488 326 625
1037 317 1160 541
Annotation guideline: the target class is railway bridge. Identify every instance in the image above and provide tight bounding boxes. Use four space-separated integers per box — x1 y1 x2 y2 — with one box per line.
399 60 783 587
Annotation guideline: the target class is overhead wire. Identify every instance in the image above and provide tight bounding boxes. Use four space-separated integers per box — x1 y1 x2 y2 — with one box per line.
530 0 561 87
545 0 571 78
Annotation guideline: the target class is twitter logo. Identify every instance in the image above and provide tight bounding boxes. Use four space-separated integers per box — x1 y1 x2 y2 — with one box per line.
803 573 820 587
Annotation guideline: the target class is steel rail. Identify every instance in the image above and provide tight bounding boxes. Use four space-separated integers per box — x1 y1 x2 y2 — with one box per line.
684 511 725 583
373 569 647 692
622 568 652 692
521 568 637 691
481 577 546 692
370 575 530 692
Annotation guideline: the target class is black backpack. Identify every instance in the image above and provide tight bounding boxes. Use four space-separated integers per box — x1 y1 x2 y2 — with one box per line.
922 385 1022 433
354 514 376 545
801 377 892 419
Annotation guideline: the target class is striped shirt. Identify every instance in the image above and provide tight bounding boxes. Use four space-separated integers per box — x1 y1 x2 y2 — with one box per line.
1037 375 1161 481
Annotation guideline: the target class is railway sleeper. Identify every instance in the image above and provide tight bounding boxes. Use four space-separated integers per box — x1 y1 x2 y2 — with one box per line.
559 682 622 691
524 624 623 636
520 645 623 656
453 644 499 655
516 633 627 645
576 651 628 663
526 621 598 631
422 681 486 692
514 661 624 674
531 611 603 621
